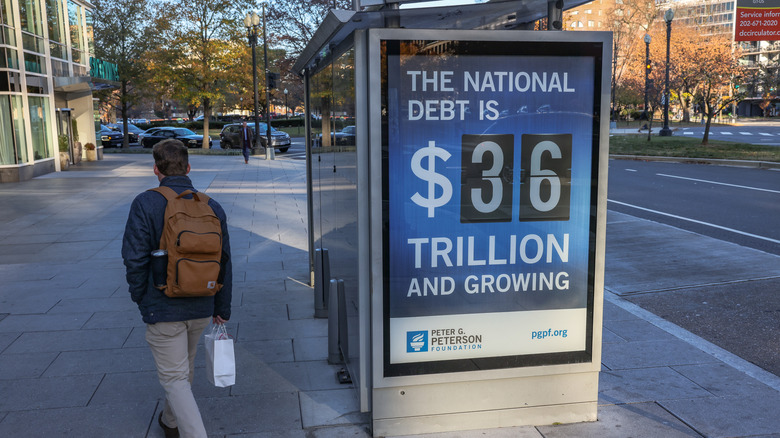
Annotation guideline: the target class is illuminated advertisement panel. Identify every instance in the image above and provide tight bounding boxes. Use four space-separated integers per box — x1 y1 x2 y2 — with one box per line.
382 39 604 377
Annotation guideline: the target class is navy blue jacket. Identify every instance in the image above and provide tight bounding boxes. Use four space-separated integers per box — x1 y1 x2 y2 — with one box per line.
122 175 232 324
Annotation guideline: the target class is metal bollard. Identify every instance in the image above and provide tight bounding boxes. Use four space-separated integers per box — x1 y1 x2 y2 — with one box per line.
313 248 330 318
337 279 348 361
328 279 341 364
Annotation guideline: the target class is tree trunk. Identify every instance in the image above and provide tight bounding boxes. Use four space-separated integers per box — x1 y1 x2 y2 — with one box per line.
702 107 713 145
681 95 691 123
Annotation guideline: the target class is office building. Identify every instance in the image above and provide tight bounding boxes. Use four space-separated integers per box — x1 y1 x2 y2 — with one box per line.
1 0 116 182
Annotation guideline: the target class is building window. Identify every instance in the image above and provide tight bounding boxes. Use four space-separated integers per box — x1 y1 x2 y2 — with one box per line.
1 24 17 45
28 96 52 160
21 32 45 54
0 70 21 91
85 9 93 55
50 58 68 76
19 0 44 37
0 46 18 69
24 52 46 74
1 0 16 27
26 73 49 94
68 0 84 65
46 0 67 59
0 95 28 165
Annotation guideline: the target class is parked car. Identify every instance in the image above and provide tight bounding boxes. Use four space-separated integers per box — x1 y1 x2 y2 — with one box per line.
140 127 212 149
219 123 291 153
314 125 355 147
106 123 143 143
99 125 124 148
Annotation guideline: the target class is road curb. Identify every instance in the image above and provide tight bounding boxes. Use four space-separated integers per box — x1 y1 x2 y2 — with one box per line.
609 154 780 170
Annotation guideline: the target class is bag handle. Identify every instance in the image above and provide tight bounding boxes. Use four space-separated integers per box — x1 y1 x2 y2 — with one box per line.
211 323 231 340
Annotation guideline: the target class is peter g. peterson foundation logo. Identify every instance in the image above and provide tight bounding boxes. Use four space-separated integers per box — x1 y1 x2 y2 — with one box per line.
406 331 428 352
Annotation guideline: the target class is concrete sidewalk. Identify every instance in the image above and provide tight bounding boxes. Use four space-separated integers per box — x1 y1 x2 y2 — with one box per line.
0 154 779 437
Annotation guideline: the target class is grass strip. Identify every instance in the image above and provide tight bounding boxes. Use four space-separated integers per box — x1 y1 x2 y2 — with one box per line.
609 135 780 162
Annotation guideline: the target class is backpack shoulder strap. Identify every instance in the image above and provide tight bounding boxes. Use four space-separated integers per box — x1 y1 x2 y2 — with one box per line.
148 186 178 201
149 186 210 204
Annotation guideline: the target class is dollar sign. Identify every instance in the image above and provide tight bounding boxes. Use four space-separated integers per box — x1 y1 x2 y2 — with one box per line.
411 141 453 218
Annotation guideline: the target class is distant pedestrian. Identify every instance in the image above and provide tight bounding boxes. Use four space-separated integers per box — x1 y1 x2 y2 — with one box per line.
239 120 254 164
122 139 232 438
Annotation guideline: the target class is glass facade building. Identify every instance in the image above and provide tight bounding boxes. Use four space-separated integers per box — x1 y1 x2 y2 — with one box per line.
0 0 98 182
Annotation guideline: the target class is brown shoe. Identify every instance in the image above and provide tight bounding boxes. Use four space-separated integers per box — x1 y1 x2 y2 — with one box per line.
158 412 179 438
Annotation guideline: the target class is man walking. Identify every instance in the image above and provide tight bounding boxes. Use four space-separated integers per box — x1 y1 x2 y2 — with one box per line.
239 120 254 164
122 139 232 438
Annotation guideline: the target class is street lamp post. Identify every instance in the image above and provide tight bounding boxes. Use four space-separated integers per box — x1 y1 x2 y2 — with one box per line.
660 8 674 137
284 88 288 119
244 12 261 154
644 33 651 140
262 5 273 160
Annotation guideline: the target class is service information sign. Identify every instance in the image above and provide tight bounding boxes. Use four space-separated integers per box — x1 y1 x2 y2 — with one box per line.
735 0 780 41
382 39 604 376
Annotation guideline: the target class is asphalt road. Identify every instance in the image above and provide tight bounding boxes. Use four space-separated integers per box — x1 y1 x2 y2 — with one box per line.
607 159 780 255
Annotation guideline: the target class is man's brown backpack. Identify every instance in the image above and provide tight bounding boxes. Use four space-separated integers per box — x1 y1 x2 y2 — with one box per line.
151 187 223 297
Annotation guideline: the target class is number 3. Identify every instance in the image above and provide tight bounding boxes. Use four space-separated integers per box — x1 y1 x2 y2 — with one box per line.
470 141 503 213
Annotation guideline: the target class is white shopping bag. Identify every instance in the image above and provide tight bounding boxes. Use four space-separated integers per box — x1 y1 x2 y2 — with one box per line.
204 323 235 387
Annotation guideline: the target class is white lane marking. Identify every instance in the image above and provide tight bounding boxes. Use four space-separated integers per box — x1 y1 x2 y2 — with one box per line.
760 132 773 136
683 132 694 135
739 132 753 135
721 132 733 135
656 173 780 194
625 169 637 172
608 200 780 244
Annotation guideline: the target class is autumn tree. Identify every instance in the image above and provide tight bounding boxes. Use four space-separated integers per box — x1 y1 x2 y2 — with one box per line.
151 0 256 148
671 31 746 144
92 0 169 147
596 0 659 118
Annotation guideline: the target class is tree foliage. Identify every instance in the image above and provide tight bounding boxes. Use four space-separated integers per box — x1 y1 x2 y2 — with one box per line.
665 26 745 144
610 8 747 145
145 0 256 148
92 0 168 147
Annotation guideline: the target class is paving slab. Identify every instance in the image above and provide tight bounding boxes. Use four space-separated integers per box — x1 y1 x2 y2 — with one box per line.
660 393 780 438
602 338 720 370
536 402 701 437
42 347 156 376
599 367 713 404
300 388 367 429
0 374 103 411
0 312 93 333
0 351 58 379
0 401 155 437
199 392 302 435
671 362 780 399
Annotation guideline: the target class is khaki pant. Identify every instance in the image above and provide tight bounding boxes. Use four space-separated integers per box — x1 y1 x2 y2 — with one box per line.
146 317 211 438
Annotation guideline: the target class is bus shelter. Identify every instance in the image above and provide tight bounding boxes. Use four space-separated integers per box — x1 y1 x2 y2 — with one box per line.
293 2 610 435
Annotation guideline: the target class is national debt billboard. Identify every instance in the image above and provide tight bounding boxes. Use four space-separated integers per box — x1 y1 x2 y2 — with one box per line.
380 36 606 377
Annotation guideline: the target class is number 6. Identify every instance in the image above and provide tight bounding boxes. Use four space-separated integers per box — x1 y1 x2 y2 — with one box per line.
529 140 561 212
